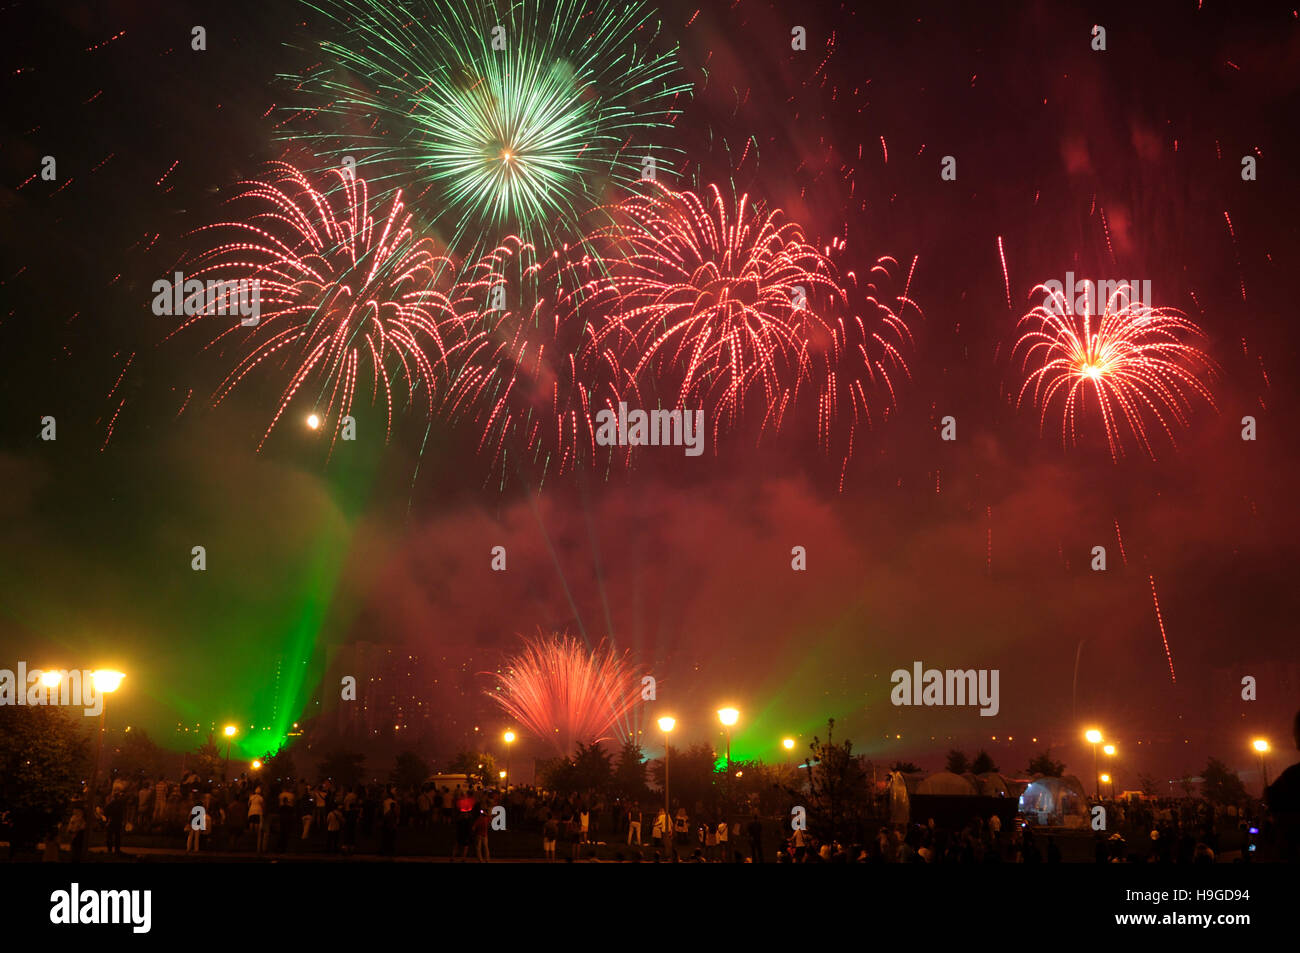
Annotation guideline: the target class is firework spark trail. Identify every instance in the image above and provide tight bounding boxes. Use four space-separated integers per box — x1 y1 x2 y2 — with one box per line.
996 236 1010 309
1114 518 1128 565
487 632 645 756
1223 211 1247 301
1148 574 1177 684
281 0 690 264
986 504 992 575
176 161 465 452
1013 282 1217 460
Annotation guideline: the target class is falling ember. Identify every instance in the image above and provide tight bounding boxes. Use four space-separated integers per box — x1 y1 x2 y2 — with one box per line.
996 236 1011 309
1113 518 1128 565
986 505 992 575
1148 574 1177 684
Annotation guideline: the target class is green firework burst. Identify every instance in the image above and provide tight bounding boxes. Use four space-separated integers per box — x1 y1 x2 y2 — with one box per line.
283 0 691 261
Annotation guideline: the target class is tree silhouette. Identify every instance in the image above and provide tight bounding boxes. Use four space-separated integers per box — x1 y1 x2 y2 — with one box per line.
1027 750 1065 777
971 750 999 774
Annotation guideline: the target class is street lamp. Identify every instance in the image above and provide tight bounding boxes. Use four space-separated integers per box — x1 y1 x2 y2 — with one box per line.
718 707 739 771
1085 729 1103 799
1253 739 1270 795
503 730 516 790
223 725 237 780
88 670 125 811
1102 743 1116 797
782 737 795 761
658 716 675 856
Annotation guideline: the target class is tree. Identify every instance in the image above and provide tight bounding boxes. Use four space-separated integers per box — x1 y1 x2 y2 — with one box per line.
571 741 613 793
318 750 365 789
391 750 429 790
114 728 171 780
945 750 969 775
891 761 921 774
191 733 224 780
261 746 296 784
789 720 871 843
446 751 496 787
1138 774 1159 798
1201 758 1248 805
0 706 90 850
650 743 719 809
1027 750 1065 777
613 740 648 799
970 750 999 774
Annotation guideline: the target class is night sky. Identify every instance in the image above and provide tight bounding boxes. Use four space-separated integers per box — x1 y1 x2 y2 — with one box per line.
1 0 1297 787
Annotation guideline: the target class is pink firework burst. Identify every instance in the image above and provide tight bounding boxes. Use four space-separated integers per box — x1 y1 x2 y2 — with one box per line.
487 632 645 757
178 162 462 451
1013 283 1217 460
586 181 848 447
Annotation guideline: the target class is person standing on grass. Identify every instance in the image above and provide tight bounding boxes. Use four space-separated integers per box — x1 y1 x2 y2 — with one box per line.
626 803 642 846
543 811 559 861
326 804 343 854
473 805 491 862
247 787 264 853
651 807 668 855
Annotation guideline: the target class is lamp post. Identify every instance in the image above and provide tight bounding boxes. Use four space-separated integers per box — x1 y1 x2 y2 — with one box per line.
782 737 795 763
658 716 675 857
88 670 125 811
1085 729 1103 799
718 708 739 772
1103 743 1116 799
503 730 516 790
223 726 237 780
1253 739 1271 796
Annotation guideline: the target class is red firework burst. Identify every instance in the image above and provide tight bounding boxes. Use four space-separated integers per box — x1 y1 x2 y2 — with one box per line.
1013 283 1216 460
583 183 913 478
486 633 644 757
587 182 846 445
441 236 630 486
178 162 462 451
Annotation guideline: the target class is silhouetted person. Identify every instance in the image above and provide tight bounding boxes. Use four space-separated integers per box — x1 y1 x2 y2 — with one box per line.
104 794 125 855
747 816 764 863
1264 708 1300 861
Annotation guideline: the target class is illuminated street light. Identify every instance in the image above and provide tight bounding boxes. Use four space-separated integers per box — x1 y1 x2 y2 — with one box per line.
503 730 516 790
1084 728 1103 799
658 716 675 856
306 413 321 430
717 708 739 771
40 670 61 688
1253 739 1271 794
223 725 237 779
88 670 125 813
